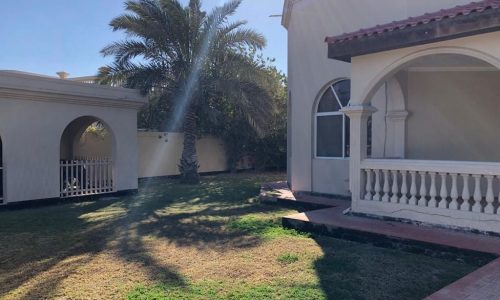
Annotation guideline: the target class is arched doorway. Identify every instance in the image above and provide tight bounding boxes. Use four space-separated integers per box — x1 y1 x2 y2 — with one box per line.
60 116 115 198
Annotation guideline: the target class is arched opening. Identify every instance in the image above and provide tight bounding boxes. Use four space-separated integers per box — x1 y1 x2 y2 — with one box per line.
60 116 115 198
0 136 3 203
365 53 500 161
358 52 500 219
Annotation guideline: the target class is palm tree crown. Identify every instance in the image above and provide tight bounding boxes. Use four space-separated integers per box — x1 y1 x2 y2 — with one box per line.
99 0 274 183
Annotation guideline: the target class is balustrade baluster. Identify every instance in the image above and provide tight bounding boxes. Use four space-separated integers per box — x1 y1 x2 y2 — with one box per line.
409 171 417 206
364 169 373 200
449 173 459 210
472 175 482 213
438 173 448 209
382 170 390 202
400 171 408 204
485 175 494 214
418 172 427 207
497 188 500 215
373 169 381 201
428 172 437 207
461 174 471 211
390 170 399 203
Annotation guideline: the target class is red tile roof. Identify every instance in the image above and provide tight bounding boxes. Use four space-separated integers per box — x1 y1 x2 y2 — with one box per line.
325 0 500 44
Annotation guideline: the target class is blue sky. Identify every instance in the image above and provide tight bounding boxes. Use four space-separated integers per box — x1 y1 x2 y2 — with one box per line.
0 0 286 78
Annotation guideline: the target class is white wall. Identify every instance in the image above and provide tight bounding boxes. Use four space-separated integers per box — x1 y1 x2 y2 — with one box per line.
0 99 140 203
406 71 500 161
0 71 146 203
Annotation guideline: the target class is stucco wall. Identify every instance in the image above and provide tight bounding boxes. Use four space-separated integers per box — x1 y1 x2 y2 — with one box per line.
406 71 500 162
137 132 230 178
286 0 472 196
0 99 140 203
78 131 251 179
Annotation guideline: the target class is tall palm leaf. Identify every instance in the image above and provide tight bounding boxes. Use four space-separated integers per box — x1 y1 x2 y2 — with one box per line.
99 0 274 183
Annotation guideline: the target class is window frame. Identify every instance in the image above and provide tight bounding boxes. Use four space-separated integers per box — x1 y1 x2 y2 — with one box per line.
314 79 351 159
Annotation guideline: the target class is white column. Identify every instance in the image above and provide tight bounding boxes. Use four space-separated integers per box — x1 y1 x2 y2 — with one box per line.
342 105 377 210
385 110 409 158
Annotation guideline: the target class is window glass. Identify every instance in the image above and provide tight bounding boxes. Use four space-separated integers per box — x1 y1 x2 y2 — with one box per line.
332 80 351 107
317 89 341 112
315 79 356 158
317 115 343 157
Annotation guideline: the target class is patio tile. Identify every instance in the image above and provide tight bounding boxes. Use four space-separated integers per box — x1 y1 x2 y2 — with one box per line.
425 257 500 300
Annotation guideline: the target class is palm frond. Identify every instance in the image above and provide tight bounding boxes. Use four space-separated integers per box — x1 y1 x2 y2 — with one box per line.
216 28 266 51
205 0 241 31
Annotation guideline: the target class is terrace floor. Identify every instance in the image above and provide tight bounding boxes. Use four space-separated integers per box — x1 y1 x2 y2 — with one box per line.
261 182 500 300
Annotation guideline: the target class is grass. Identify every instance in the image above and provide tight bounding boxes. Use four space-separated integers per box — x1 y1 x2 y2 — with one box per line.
0 172 490 300
227 215 310 239
277 253 299 265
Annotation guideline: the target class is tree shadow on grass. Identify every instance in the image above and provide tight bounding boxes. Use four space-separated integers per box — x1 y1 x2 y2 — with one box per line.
134 203 283 250
0 173 281 298
0 193 185 298
311 233 493 300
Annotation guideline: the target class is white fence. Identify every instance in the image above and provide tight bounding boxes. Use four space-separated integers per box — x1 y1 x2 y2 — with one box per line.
60 158 114 198
0 166 3 203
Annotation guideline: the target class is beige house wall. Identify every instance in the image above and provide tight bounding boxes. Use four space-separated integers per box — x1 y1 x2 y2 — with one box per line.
0 71 146 203
0 99 141 203
406 71 500 162
285 0 472 196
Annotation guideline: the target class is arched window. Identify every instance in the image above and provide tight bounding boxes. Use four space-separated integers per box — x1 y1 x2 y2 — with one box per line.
315 79 351 158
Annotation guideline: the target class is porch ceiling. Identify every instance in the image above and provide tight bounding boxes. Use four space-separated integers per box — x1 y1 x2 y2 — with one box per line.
326 0 500 62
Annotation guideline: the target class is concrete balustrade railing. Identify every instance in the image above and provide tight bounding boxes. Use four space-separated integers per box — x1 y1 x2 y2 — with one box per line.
357 159 500 233
362 159 500 214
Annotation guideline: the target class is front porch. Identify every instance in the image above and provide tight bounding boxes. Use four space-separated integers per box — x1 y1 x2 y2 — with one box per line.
321 0 500 235
343 50 500 234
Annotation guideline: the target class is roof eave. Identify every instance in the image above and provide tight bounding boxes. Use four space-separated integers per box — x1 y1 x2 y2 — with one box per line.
327 8 500 62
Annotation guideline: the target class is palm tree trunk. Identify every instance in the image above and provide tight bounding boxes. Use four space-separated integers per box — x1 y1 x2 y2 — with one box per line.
179 107 200 184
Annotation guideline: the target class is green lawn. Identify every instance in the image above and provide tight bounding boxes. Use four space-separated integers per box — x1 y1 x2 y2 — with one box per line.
0 172 488 299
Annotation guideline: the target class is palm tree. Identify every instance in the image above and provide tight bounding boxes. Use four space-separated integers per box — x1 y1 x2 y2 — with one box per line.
99 0 274 184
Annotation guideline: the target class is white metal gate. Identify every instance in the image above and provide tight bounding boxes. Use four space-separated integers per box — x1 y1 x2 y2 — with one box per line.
60 158 114 198
0 165 3 203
